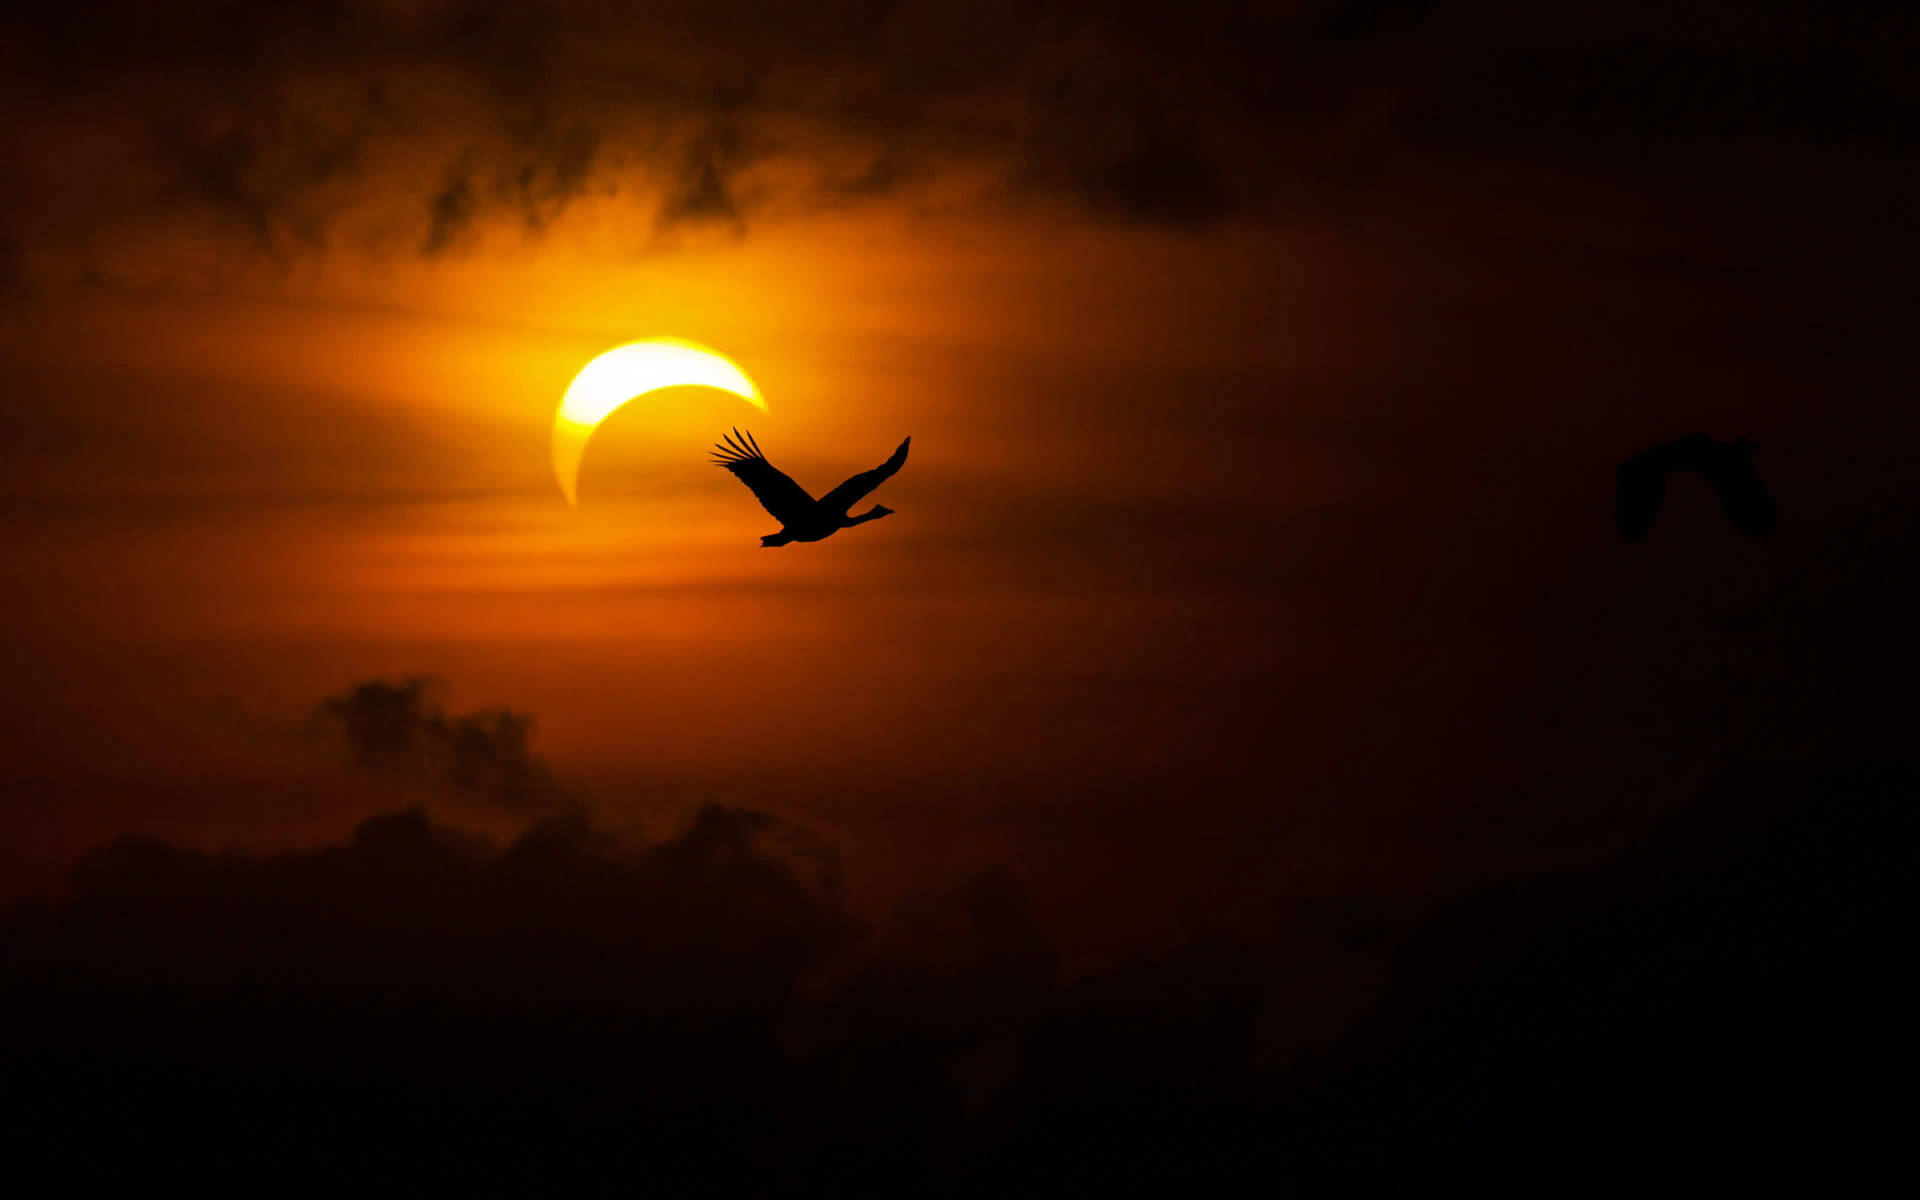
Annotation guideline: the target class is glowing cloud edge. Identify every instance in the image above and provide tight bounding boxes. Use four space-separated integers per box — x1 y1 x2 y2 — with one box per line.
551 338 766 507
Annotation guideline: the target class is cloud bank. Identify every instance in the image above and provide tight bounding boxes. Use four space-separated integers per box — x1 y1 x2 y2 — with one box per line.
4 1 1907 285
2 723 1909 1189
309 676 574 815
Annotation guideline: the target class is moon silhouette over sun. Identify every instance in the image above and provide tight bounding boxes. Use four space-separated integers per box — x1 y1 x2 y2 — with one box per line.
552 338 765 506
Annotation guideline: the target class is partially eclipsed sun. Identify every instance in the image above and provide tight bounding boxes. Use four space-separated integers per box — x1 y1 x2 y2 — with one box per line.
552 338 765 506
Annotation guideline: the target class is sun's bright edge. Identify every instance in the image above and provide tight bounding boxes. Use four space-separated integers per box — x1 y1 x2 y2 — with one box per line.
552 338 766 507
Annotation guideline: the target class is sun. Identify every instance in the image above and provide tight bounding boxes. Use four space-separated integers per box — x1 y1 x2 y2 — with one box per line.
551 338 765 506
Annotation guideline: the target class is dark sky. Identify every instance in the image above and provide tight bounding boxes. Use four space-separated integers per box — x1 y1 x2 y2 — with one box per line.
0 0 1913 916
1 3 1916 1184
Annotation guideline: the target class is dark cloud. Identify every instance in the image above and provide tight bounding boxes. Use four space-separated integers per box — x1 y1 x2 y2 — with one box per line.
1303 0 1440 43
422 166 479 253
150 98 375 252
2 758 1910 1188
0 795 1044 1185
1016 34 1232 226
423 126 597 252
4 0 1907 277
656 120 757 228
504 122 598 230
793 867 1059 1064
1408 22 1920 164
310 676 572 815
52 798 852 1027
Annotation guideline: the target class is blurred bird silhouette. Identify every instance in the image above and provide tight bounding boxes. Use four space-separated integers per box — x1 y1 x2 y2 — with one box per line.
1615 434 1776 539
713 429 911 547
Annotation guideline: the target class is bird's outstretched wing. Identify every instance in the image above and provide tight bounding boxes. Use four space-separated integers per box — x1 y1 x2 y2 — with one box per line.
819 437 910 515
712 429 815 525
1614 455 1665 540
1704 458 1777 536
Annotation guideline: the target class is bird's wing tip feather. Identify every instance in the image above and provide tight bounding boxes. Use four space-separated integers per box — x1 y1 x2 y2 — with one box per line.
717 428 766 462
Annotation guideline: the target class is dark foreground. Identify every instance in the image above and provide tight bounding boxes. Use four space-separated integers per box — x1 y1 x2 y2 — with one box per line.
4 759 1910 1193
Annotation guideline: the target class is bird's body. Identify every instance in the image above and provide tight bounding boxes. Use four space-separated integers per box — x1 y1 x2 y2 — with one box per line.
712 429 910 547
1615 433 1776 539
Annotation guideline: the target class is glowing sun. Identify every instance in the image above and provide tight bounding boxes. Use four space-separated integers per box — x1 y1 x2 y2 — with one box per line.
551 338 765 506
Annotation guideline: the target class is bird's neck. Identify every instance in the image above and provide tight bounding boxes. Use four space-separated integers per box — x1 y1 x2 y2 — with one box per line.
842 507 888 527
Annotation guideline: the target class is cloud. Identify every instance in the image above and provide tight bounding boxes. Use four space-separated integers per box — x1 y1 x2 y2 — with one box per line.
57 798 853 1019
0 796 1053 1183
1015 34 1232 227
2 709 1913 1189
310 676 573 815
655 120 757 228
422 166 479 254
2 0 1907 288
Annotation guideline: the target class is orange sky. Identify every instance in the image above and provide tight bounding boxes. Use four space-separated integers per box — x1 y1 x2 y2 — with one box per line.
0 210 1340 920
4 2 1916 956
4 13 1918 1191
6 190 1907 945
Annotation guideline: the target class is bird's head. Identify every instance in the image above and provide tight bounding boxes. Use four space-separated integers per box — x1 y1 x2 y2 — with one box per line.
867 505 894 520
760 531 796 548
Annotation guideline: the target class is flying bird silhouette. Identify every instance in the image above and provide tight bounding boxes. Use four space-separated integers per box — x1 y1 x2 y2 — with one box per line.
712 429 911 547
1615 433 1777 540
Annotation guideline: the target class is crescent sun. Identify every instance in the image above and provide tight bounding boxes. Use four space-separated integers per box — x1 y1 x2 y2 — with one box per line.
552 338 766 506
